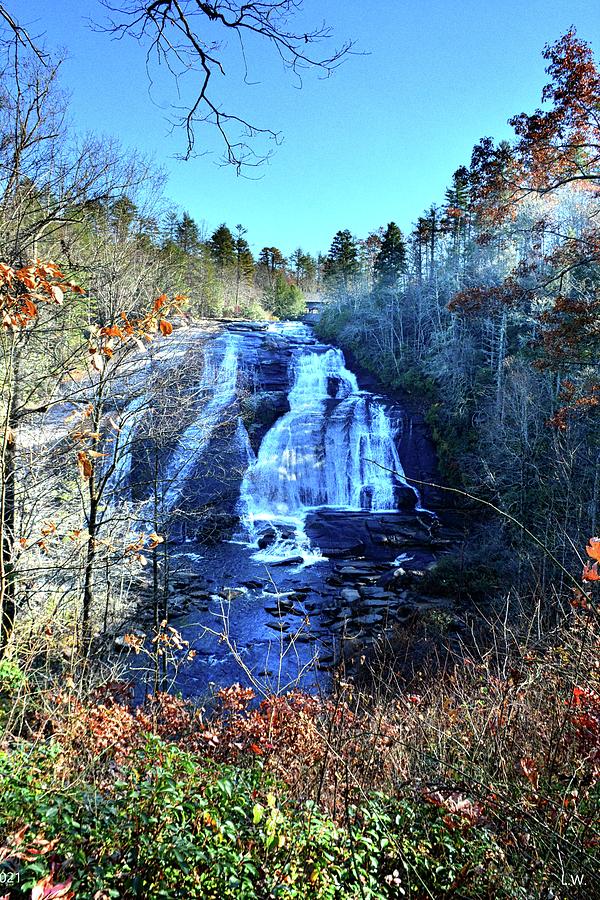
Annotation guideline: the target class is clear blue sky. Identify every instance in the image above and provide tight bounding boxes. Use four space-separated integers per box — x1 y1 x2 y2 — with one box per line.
17 0 600 258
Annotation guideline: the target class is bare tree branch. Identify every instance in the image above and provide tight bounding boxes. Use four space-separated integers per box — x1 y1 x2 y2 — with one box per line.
0 4 47 64
97 0 356 168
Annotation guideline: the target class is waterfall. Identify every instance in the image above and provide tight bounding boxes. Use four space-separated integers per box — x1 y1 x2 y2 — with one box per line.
109 393 148 498
164 332 241 510
107 326 206 500
239 337 413 562
103 321 420 564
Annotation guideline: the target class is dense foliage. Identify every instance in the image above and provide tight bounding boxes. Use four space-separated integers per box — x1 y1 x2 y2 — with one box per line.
0 603 598 897
317 29 600 608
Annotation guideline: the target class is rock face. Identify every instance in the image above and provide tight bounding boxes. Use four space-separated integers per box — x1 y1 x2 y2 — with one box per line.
241 390 290 451
304 509 438 559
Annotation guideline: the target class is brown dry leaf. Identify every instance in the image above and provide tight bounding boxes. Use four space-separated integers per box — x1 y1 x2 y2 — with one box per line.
77 451 93 479
519 757 539 790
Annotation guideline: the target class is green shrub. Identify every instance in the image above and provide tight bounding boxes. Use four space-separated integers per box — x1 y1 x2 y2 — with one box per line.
393 367 436 397
0 735 521 899
0 659 26 727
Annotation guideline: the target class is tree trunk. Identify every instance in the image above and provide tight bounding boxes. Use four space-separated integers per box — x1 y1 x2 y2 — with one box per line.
0 336 19 658
0 403 17 658
81 484 98 654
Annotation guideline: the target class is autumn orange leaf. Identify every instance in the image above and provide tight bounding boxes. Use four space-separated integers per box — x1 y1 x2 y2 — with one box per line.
583 562 600 582
77 451 93 479
586 537 600 562
159 318 173 336
31 872 74 900
102 324 124 339
22 297 38 318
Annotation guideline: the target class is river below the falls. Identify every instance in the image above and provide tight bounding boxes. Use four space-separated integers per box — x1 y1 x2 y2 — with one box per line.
109 319 464 697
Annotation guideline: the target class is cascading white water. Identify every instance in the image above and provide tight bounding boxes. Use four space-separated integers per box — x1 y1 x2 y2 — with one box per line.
239 336 413 563
324 397 405 509
108 326 208 500
109 393 148 497
164 332 241 510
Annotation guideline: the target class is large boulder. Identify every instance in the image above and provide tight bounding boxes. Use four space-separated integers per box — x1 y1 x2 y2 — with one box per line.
305 510 369 557
241 391 289 428
196 510 239 544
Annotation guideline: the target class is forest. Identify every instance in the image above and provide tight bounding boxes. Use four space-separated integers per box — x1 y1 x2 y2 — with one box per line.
0 2 598 899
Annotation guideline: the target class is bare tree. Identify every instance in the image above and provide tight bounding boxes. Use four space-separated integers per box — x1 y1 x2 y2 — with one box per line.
0 27 166 656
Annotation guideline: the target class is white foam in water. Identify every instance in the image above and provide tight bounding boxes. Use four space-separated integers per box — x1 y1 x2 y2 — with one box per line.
238 325 415 565
393 552 414 566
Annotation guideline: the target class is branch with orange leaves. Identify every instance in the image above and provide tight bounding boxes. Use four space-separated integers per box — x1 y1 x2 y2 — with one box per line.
86 292 186 374
584 538 600 583
0 261 85 330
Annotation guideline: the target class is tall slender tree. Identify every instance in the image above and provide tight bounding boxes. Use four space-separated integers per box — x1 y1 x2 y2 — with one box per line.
209 224 236 270
323 229 360 293
373 222 406 293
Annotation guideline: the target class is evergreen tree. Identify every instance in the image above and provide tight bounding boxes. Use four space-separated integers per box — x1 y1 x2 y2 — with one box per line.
257 246 286 286
290 247 317 288
108 196 138 234
444 166 470 213
197 245 225 317
373 222 406 292
209 223 236 269
263 272 306 319
234 225 254 280
234 223 254 306
323 229 360 292
442 167 471 251
176 212 200 253
163 210 179 245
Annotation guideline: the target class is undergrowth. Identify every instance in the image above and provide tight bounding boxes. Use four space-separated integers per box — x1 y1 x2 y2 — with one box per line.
0 583 598 897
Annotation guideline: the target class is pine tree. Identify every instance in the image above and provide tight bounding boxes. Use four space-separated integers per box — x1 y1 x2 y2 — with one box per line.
290 248 316 287
442 167 471 253
209 223 236 269
257 246 286 287
176 212 200 254
234 224 254 306
373 222 406 292
163 210 179 245
323 229 360 292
